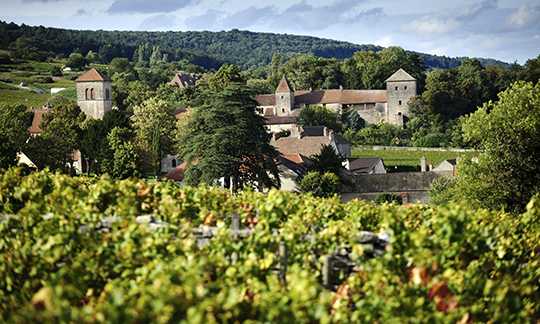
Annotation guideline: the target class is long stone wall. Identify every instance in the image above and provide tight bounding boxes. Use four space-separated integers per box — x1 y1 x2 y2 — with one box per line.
340 171 453 205
358 145 481 152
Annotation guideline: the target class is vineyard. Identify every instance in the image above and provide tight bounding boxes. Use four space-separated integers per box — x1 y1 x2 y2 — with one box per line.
1 167 540 323
352 148 477 172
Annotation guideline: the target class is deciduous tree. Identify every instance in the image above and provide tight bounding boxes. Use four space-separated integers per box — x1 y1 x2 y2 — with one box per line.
0 104 33 169
455 81 540 213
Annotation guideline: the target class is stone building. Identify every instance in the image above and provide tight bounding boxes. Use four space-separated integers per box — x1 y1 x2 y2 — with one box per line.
256 68 417 130
75 68 112 119
167 72 200 88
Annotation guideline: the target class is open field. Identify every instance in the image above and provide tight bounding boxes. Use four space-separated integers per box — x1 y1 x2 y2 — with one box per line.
352 147 477 172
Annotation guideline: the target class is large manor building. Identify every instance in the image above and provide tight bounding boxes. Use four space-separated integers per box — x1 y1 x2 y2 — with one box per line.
256 68 417 132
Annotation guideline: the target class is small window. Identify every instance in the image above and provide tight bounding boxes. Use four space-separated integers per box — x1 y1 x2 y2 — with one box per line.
91 88 96 100
106 88 110 99
282 108 285 113
395 86 398 91
85 88 90 100
281 95 284 99
172 159 177 168
404 86 408 91
398 100 402 105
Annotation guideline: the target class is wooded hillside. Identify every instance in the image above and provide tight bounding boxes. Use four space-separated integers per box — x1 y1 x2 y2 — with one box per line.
0 21 510 71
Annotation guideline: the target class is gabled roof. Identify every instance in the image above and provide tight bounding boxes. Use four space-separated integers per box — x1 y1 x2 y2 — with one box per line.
167 72 200 88
29 109 51 134
160 162 186 182
347 157 384 174
74 68 112 82
264 116 296 125
256 94 276 106
386 68 416 82
275 75 293 93
339 90 387 104
293 89 387 106
279 154 310 175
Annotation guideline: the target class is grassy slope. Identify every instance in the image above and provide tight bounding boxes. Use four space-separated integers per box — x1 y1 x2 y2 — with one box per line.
352 148 477 172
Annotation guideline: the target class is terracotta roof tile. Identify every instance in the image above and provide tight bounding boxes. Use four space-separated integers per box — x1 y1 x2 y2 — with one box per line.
339 90 387 104
29 109 51 134
275 75 293 92
74 68 112 82
161 162 186 182
272 136 332 157
256 94 275 106
265 116 296 125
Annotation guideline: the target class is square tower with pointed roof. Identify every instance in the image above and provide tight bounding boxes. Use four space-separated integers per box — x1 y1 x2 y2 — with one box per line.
75 68 113 119
275 75 295 116
385 68 417 127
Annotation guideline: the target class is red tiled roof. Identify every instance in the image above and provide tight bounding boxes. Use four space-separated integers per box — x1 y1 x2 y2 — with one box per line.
74 68 112 82
161 162 186 182
272 136 332 157
256 94 275 106
282 153 310 164
276 75 293 92
265 116 296 125
339 90 387 104
29 109 51 134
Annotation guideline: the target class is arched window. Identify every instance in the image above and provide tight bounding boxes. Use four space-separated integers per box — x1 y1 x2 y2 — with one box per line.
172 159 177 168
91 88 96 100
85 88 90 99
105 88 110 99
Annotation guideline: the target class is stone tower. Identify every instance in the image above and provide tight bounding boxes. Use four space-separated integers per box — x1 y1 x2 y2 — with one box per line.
385 68 417 127
275 75 295 116
75 68 113 119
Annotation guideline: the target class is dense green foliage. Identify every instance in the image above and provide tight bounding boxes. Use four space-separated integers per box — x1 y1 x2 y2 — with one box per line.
1 169 540 322
298 171 341 198
451 81 540 213
0 104 33 169
295 105 343 132
374 192 403 205
0 21 511 72
181 81 281 192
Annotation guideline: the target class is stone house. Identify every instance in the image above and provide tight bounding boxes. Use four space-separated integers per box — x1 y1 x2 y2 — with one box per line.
167 72 200 88
271 126 351 158
344 157 386 175
257 68 417 131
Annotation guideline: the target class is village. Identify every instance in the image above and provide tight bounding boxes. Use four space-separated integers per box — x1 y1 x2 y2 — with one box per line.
14 66 472 205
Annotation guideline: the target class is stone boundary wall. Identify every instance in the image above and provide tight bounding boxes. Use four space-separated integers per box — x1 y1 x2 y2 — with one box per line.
341 171 454 205
357 145 481 152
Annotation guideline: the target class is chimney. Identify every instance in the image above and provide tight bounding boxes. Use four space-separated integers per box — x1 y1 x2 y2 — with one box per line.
271 132 277 142
309 87 312 92
402 193 409 204
429 161 433 171
324 127 329 137
339 85 343 92
421 156 427 172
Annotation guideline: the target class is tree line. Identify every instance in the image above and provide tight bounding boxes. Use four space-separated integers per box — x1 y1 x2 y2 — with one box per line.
0 21 511 72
